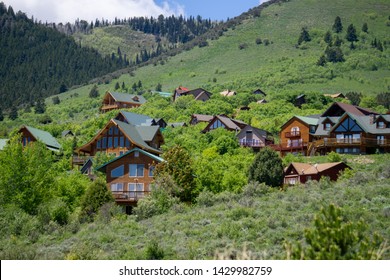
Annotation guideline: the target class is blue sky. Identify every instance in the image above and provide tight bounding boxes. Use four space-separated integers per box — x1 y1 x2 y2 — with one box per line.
156 0 264 21
4 0 266 23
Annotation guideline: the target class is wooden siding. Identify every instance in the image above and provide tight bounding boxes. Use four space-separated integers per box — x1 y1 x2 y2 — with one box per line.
277 118 313 155
19 127 36 146
104 151 159 205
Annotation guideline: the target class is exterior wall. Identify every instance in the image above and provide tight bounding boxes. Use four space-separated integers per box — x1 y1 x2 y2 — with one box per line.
278 118 312 155
19 128 36 146
105 151 159 205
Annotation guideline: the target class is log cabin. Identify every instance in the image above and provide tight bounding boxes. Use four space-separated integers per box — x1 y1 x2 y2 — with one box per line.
100 91 146 113
96 148 164 213
18 125 61 152
284 162 350 185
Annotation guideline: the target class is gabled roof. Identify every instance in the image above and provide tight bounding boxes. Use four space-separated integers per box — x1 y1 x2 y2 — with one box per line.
220 90 237 97
96 148 164 173
321 102 378 117
203 115 247 132
0 139 8 150
286 162 349 176
105 91 146 104
175 88 212 101
332 113 390 135
116 111 155 126
21 125 61 151
314 116 341 136
295 116 319 126
191 114 214 123
237 125 273 140
61 130 74 137
253 89 266 96
76 119 161 155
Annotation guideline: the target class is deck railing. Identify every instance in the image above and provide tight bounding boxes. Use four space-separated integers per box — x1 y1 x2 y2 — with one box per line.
239 139 264 147
111 191 150 201
313 137 390 147
285 131 301 138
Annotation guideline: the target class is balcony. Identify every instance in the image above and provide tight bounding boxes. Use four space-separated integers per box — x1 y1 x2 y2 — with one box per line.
313 137 390 148
285 131 301 138
111 191 150 202
239 139 264 147
269 142 308 151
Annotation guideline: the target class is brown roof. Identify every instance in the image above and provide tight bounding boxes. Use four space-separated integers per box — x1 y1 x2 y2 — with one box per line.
288 162 347 175
322 102 378 117
220 90 237 97
191 114 214 122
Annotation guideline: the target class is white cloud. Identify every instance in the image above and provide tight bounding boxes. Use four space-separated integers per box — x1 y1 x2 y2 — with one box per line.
4 0 185 23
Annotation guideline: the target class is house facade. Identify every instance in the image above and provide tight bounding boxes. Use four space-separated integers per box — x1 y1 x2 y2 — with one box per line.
202 115 247 133
237 125 274 150
272 116 318 156
18 125 61 152
100 91 146 113
173 87 211 102
284 162 350 185
96 148 164 212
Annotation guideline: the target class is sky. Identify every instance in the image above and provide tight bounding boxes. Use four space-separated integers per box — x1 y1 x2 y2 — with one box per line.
4 0 268 23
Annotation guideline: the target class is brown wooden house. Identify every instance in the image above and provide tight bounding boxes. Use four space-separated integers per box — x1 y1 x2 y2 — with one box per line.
74 118 163 167
173 87 211 102
202 115 247 133
272 116 318 156
18 125 62 152
284 162 350 185
236 125 274 151
96 148 164 212
100 91 146 113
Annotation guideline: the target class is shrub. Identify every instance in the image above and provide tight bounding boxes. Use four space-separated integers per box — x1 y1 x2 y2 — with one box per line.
327 151 342 162
286 204 385 259
248 147 284 188
144 240 165 260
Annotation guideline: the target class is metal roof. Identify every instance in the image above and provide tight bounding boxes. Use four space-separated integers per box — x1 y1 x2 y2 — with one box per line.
23 126 61 150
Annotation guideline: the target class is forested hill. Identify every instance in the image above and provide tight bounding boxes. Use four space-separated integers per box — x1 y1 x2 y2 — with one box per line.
0 3 125 110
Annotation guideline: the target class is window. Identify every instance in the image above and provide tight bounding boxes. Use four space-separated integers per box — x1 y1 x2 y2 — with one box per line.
114 137 118 148
111 165 124 178
210 119 225 130
128 183 144 198
102 137 107 148
111 183 123 192
97 139 101 149
119 137 124 147
377 121 385 129
125 138 131 148
114 127 119 134
309 125 316 134
129 164 144 177
377 135 385 144
108 137 113 148
108 127 114 135
324 123 331 131
134 151 139 157
291 127 300 137
149 165 155 177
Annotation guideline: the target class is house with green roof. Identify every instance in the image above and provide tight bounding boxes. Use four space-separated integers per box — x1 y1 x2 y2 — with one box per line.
96 148 164 212
18 125 61 152
100 91 146 113
271 115 319 156
114 111 167 128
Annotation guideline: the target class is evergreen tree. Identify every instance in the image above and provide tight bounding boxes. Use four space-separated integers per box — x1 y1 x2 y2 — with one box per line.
316 55 327 66
298 27 311 45
248 147 283 188
333 36 343 47
137 80 142 88
324 31 332 45
121 82 126 90
155 83 162 92
89 84 99 98
34 98 46 114
332 16 343 33
325 46 344 63
345 24 358 42
362 22 368 33
52 96 60 105
114 82 120 90
0 108 3 122
9 106 18 120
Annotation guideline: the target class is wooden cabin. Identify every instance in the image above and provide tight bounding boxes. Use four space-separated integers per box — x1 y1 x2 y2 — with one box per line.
100 91 146 113
202 115 247 133
96 148 164 213
272 116 318 156
236 125 274 151
284 162 350 185
173 87 211 102
18 125 61 152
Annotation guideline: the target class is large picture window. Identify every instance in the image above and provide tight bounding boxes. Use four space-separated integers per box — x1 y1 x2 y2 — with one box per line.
110 183 123 192
129 164 144 177
111 165 124 178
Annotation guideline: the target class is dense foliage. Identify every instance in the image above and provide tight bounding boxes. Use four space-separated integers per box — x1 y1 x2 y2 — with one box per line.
0 3 122 110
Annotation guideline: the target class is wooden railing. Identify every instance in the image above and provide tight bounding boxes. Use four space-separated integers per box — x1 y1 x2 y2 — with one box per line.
111 191 150 201
269 142 308 151
285 131 301 138
72 156 90 165
313 137 390 148
239 139 264 147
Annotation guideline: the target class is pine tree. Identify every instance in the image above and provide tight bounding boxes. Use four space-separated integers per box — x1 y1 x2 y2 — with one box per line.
325 46 344 63
34 98 46 114
89 84 99 98
332 16 343 33
0 108 3 122
155 83 162 92
114 82 120 90
316 55 327 66
298 27 311 45
346 24 358 42
324 31 332 45
362 22 368 33
9 106 18 120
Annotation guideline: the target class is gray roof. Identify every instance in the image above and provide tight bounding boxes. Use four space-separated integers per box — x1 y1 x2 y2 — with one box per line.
314 116 341 136
295 116 319 126
353 114 390 134
118 111 155 126
114 120 161 154
109 92 146 104
23 126 61 151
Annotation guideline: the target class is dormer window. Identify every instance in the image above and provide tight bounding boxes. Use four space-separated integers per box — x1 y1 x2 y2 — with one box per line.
324 123 331 131
377 121 385 129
